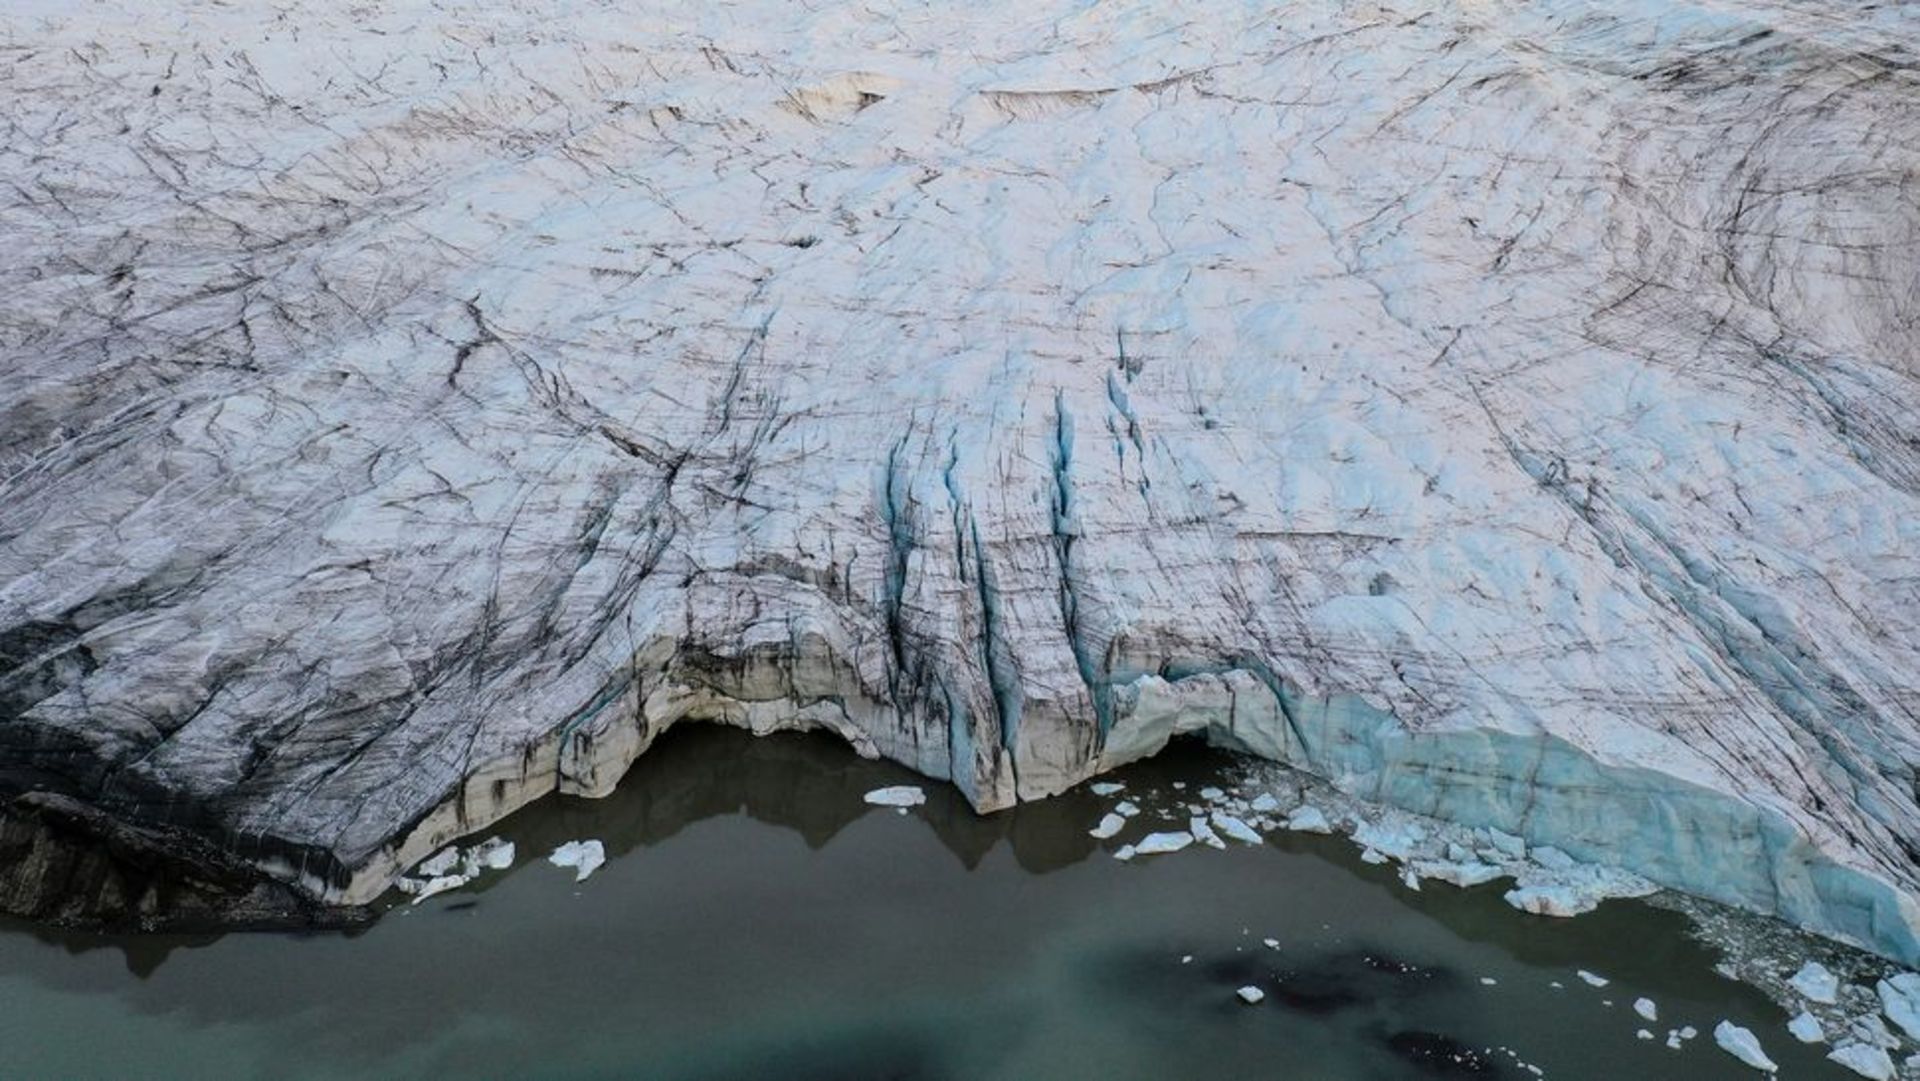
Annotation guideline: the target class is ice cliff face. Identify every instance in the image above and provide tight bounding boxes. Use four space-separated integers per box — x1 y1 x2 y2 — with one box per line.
2 0 1918 953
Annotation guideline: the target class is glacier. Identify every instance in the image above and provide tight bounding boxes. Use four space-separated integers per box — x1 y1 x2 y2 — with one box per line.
1 0 1918 958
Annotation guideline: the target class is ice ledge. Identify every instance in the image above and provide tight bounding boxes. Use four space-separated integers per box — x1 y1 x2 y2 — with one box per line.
1097 670 1920 965
304 660 1920 965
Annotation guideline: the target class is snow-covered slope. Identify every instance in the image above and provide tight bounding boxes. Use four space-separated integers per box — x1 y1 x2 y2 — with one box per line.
2 0 1918 955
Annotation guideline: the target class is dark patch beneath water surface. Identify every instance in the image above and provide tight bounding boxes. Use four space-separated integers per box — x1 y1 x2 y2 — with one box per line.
1386 1031 1503 1076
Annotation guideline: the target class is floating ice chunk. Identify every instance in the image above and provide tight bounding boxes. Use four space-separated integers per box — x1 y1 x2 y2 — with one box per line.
1636 1029 1654 1040
1189 816 1226 850
1666 1031 1685 1050
1634 998 1658 1022
1249 793 1282 814
409 873 473 903
1485 828 1526 859
1090 813 1126 840
1115 801 1142 817
1577 970 1610 988
1713 1021 1778 1073
465 836 515 873
1090 782 1125 796
1849 1014 1898 1049
1133 831 1195 856
863 785 925 807
1876 973 1920 1041
1210 812 1263 845
1199 786 1226 802
1504 885 1599 918
1171 782 1186 790
1354 820 1424 861
1415 860 1507 888
1360 848 1388 865
1263 938 1280 950
1789 1012 1826 1044
548 839 606 882
1286 805 1332 834
1180 955 1193 964
1531 846 1577 871
1446 842 1473 863
1791 961 1840 1005
417 847 461 877
1237 986 1265 1004
1828 1043 1896 1081
1113 844 1137 861
1680 1026 1697 1039
1480 977 1498 986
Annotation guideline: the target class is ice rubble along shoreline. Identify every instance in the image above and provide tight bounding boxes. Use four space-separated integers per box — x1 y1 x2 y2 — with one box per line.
2 0 1917 959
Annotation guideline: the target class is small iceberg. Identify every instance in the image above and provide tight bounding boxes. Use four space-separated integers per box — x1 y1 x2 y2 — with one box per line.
1210 812 1264 845
1353 820 1424 862
464 836 515 874
416 847 461 878
1633 998 1658 1022
1413 860 1506 888
1877 973 1920 1041
1089 781 1125 796
1132 831 1194 856
1828 1043 1896 1081
1236 986 1265 1004
1713 1021 1778 1073
1503 884 1599 918
1286 805 1332 834
863 785 926 807
1189 816 1225 850
1790 961 1840 1005
1789 1011 1826 1044
408 873 473 904
1576 970 1609 988
1089 813 1126 840
549 839 607 883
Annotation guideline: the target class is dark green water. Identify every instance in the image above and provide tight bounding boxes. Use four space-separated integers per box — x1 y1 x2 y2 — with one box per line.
0 727 1849 1079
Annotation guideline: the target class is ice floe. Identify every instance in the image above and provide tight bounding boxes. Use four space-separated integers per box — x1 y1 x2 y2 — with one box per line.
1210 812 1263 845
1132 831 1195 856
1285 805 1332 834
548 839 606 882
1828 1042 1896 1080
862 785 926 807
1189 816 1226 850
1791 961 1840 1005
1877 973 1920 1041
1789 1011 1826 1043
1713 1021 1778 1073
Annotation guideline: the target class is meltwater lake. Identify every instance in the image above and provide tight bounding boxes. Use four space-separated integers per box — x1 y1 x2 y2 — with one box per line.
0 726 1854 1079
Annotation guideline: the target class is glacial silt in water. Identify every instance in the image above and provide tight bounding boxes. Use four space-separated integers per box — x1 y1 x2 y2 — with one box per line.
0 728 1859 1079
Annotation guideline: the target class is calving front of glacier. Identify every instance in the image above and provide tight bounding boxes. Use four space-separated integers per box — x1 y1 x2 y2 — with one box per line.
1 0 1917 955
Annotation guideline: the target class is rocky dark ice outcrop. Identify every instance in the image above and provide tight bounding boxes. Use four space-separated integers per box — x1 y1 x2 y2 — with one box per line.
2 0 1918 953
